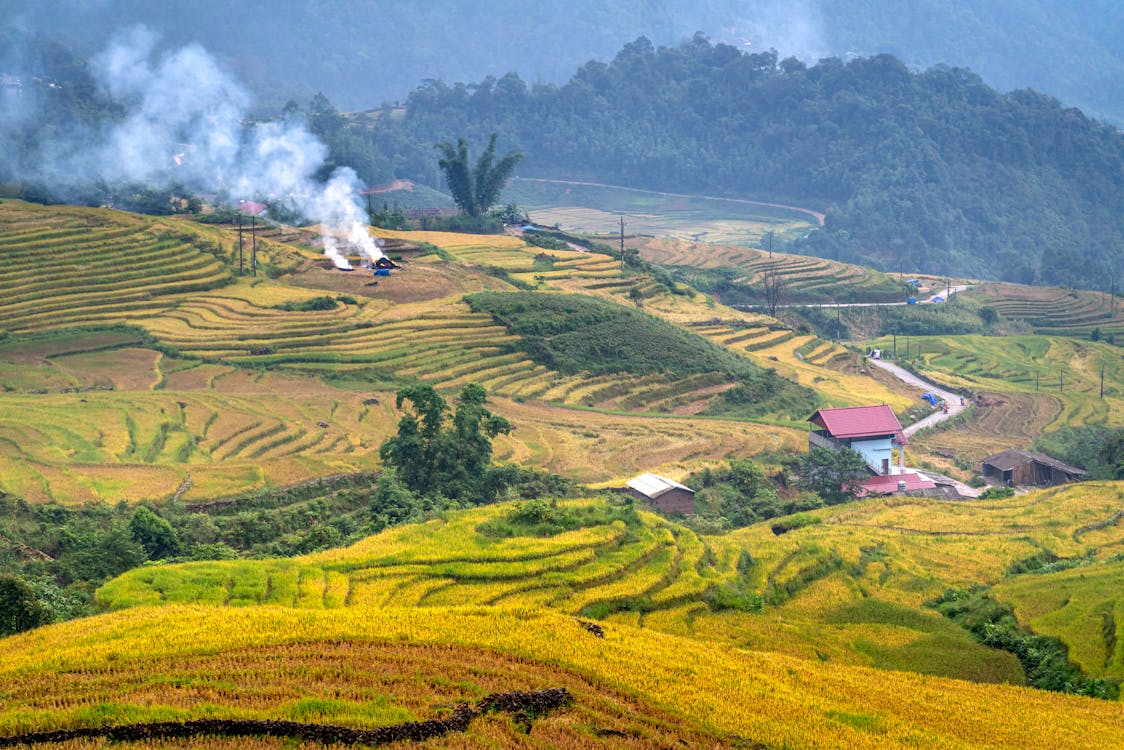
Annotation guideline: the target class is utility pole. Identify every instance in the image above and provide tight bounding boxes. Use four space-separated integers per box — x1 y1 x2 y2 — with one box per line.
251 214 257 276
619 216 626 272
1101 366 1105 398
237 213 244 275
767 230 774 259
892 332 897 358
1035 372 1039 392
1060 371 1064 392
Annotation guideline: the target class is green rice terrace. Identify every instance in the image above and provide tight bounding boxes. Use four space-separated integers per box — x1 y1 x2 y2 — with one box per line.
963 282 1124 339
864 333 1123 470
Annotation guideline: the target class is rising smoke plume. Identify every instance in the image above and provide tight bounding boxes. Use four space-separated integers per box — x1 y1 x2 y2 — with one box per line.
10 25 381 268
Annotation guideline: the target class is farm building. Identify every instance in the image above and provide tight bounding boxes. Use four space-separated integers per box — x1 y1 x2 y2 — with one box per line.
626 473 696 515
808 405 906 476
981 449 1086 487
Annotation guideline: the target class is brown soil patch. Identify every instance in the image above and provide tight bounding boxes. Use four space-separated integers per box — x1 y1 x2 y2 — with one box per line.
286 260 509 304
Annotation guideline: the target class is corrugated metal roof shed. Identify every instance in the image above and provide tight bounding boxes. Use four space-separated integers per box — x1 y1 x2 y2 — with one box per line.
626 473 694 500
982 449 1086 475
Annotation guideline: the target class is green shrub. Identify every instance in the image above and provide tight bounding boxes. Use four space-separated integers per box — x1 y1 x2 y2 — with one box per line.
272 296 338 312
770 513 823 535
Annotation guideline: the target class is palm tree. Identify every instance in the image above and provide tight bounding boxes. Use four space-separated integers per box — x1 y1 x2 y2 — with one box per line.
435 134 522 217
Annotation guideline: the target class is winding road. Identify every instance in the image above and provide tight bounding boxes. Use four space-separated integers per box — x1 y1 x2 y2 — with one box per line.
868 356 980 498
868 358 967 437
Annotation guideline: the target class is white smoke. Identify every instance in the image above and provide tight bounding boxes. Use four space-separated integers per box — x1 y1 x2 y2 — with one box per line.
22 25 382 267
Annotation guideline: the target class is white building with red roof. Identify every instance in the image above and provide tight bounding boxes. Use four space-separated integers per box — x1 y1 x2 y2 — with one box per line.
808 404 907 476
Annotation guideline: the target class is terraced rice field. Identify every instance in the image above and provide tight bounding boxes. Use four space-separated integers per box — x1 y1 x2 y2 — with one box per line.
691 481 1124 673
965 282 1124 338
5 603 1122 750
503 177 819 246
97 501 710 618
0 201 234 332
0 200 951 504
636 237 907 302
94 483 1124 688
864 334 1122 467
690 323 916 411
992 558 1124 681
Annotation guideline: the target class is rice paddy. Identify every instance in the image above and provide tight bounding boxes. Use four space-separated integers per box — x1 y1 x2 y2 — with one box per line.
94 482 1124 689
4 602 1122 749
1 198 912 503
964 282 1124 338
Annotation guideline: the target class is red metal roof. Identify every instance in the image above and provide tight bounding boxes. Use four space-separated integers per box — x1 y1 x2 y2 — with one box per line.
858 473 936 495
809 405 906 443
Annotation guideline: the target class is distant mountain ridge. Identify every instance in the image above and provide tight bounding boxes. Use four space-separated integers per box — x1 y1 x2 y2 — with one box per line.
4 0 1123 122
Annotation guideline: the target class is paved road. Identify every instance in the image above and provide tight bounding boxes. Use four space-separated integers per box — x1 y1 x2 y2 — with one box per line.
764 284 970 310
869 357 980 498
868 359 967 437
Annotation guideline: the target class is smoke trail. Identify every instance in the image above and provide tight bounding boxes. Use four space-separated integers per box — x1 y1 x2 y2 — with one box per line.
15 25 382 267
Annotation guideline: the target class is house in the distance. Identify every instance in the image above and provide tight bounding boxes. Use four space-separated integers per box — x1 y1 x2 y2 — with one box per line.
808 405 907 476
626 473 696 515
981 449 1086 488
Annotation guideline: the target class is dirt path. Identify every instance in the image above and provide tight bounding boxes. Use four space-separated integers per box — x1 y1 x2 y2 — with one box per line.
511 177 826 226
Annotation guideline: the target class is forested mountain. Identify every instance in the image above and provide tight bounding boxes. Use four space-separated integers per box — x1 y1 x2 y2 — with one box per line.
5 1 1124 122
317 38 1124 289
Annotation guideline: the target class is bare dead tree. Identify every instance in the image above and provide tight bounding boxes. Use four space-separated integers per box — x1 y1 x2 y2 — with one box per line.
763 266 784 316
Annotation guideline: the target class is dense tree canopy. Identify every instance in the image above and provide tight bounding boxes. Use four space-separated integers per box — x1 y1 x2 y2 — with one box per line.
379 383 512 502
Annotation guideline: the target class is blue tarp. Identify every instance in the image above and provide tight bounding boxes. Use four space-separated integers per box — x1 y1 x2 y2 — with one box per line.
922 392 939 406
931 296 945 303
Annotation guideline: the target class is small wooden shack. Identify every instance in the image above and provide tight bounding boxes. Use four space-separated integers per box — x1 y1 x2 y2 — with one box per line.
626 473 696 515
981 449 1085 487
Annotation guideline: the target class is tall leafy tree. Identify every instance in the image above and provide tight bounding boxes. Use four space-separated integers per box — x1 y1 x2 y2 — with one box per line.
435 134 522 217
0 576 52 636
798 446 871 505
380 383 511 501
